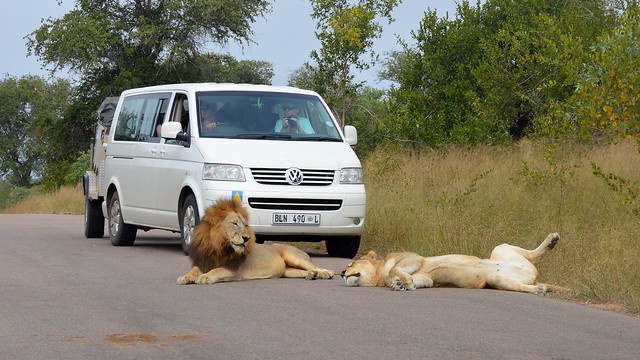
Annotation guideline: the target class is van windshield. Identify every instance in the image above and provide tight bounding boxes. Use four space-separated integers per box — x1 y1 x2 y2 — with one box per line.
195 91 342 141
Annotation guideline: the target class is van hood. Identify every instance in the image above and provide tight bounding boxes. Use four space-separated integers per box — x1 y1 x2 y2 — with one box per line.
196 138 361 169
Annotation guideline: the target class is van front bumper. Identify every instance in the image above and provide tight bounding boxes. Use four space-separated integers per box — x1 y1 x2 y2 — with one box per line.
203 188 366 237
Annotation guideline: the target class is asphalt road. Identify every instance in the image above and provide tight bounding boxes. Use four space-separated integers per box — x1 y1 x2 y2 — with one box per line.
1 214 639 359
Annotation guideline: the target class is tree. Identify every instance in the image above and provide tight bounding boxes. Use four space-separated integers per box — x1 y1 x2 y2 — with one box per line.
0 75 72 187
24 0 273 188
297 0 400 125
383 4 487 146
383 0 617 147
472 0 616 140
28 0 271 94
538 3 640 143
169 53 274 85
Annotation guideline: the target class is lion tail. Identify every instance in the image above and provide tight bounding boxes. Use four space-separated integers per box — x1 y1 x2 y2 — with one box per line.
539 283 571 293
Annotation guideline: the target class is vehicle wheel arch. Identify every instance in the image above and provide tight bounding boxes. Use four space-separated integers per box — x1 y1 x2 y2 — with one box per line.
178 186 201 255
178 186 202 218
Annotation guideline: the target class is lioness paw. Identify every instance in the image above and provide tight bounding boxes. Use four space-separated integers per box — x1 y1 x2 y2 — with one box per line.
536 284 548 295
547 233 560 249
390 276 407 291
305 269 335 280
305 270 318 280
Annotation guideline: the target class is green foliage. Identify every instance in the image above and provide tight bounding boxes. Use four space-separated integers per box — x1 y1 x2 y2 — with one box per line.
592 161 640 215
38 151 90 191
539 5 640 143
168 53 274 84
383 0 617 147
28 0 270 89
0 182 31 210
383 5 489 147
0 75 73 187
340 87 394 153
67 151 91 186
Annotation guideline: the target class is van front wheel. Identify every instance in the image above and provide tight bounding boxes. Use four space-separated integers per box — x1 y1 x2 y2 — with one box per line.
180 194 199 255
325 236 360 259
108 191 137 246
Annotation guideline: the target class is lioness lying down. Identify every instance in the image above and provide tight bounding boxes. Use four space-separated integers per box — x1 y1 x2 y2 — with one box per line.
177 200 334 285
341 233 560 294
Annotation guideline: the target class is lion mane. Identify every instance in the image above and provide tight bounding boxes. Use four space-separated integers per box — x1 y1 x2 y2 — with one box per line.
177 199 335 285
188 199 255 272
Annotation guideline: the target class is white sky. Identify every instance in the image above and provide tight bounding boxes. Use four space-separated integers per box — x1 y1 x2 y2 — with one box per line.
0 0 457 88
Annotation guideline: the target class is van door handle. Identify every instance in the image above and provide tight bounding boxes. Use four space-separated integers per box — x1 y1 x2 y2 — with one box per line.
159 148 166 156
151 147 158 155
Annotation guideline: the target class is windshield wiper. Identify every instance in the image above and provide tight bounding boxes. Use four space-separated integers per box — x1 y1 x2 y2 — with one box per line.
234 133 293 140
296 136 342 142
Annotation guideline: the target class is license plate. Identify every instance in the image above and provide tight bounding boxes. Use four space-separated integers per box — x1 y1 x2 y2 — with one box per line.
272 213 321 225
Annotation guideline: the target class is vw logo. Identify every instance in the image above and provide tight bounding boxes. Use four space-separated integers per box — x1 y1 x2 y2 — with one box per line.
285 168 304 185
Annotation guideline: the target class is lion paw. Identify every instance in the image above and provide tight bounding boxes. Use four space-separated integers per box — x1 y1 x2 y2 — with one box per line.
176 275 194 285
547 233 560 249
195 274 216 284
536 284 548 295
306 269 335 280
390 276 407 291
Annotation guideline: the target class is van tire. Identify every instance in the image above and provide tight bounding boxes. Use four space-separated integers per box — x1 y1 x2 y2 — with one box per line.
325 236 360 259
84 195 104 238
180 194 199 255
108 191 137 246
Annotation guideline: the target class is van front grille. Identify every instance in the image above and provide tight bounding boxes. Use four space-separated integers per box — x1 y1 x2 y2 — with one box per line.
251 168 334 186
248 198 342 211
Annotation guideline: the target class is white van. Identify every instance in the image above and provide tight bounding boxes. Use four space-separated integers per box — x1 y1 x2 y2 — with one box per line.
83 83 366 258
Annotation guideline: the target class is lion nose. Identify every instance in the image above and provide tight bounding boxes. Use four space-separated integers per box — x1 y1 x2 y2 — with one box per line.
242 235 251 243
340 271 360 279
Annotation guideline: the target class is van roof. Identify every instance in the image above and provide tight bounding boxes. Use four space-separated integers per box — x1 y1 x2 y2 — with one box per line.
119 83 320 96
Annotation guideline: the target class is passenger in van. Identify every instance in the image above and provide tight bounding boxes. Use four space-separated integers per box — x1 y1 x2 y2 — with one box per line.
274 103 314 134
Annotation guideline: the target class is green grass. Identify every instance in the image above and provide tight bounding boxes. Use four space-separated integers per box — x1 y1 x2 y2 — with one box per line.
3 140 639 314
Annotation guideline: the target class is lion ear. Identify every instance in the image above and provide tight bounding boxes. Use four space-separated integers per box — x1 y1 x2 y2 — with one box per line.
361 250 377 260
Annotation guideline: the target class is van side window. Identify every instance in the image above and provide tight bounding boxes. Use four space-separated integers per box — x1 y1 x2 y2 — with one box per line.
164 93 190 145
114 97 144 141
141 98 169 141
113 93 171 142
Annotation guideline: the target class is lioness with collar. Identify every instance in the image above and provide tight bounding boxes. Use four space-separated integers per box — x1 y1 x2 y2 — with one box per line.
341 233 560 294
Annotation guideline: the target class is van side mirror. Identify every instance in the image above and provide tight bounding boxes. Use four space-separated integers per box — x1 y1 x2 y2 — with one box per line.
344 125 358 145
160 121 191 147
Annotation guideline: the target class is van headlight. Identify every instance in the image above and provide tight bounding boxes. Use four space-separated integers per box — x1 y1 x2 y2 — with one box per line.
203 164 246 181
340 168 363 184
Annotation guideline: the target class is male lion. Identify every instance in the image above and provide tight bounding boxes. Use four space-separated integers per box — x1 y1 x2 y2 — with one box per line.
341 233 561 294
177 199 335 285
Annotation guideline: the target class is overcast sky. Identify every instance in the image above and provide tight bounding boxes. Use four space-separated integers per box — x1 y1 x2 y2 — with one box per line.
1 0 457 88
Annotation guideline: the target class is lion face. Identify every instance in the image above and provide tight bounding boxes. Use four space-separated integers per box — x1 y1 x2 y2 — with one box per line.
189 200 256 269
221 211 253 254
341 259 376 287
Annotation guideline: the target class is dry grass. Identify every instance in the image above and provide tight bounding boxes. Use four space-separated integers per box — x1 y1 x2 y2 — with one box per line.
1 184 84 215
362 140 640 314
3 140 639 313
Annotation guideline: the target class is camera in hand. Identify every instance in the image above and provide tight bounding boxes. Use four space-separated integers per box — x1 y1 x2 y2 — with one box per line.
286 116 297 127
